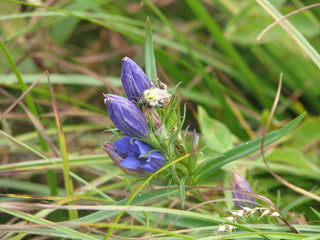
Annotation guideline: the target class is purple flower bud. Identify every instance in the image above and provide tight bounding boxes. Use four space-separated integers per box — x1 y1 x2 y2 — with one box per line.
112 136 164 173
231 169 256 209
121 57 152 101
104 94 150 138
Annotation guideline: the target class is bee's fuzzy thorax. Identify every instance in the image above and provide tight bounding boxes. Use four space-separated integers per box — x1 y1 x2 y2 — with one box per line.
138 86 171 108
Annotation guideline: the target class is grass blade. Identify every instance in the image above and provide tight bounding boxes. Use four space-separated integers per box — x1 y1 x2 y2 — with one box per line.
47 73 78 220
145 17 157 83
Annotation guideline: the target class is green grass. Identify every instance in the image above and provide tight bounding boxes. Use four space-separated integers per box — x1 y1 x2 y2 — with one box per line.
0 0 319 239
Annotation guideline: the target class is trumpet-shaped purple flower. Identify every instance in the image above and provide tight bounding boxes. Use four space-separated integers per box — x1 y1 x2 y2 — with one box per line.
110 136 164 172
103 141 146 177
231 169 256 209
121 56 152 101
104 94 149 138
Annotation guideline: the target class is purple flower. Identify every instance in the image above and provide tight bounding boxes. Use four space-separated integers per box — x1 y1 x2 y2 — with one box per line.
121 57 152 101
231 169 256 209
112 136 164 172
103 141 146 177
104 94 150 138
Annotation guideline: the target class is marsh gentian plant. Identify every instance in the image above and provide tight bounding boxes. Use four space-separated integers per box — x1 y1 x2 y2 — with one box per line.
104 56 197 179
103 57 172 175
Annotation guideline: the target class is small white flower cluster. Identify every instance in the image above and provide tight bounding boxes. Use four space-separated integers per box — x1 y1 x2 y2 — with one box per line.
217 223 235 234
215 207 280 235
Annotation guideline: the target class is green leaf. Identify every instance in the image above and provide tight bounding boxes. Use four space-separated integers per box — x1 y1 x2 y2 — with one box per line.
195 112 305 184
310 207 320 220
145 17 157 83
198 106 233 154
179 176 186 209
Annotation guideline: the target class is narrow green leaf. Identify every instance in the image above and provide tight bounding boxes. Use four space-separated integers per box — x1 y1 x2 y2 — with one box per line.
48 77 77 220
195 113 305 184
0 41 36 115
310 207 320 220
145 17 157 83
168 104 186 147
0 228 75 239
179 177 186 209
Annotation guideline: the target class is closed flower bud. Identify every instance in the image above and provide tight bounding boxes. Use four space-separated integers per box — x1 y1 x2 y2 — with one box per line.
104 94 150 138
121 57 152 101
231 169 256 209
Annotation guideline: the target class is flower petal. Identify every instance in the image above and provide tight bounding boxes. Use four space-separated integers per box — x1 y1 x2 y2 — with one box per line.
114 136 132 154
112 137 164 173
133 138 153 155
140 152 165 172
133 139 165 172
119 153 142 170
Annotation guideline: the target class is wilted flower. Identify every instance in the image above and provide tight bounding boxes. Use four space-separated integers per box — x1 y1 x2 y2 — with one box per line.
104 94 150 138
107 136 164 173
231 169 256 209
121 56 152 101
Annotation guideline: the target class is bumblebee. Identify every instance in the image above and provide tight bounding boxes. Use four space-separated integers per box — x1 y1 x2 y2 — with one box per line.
138 82 171 108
